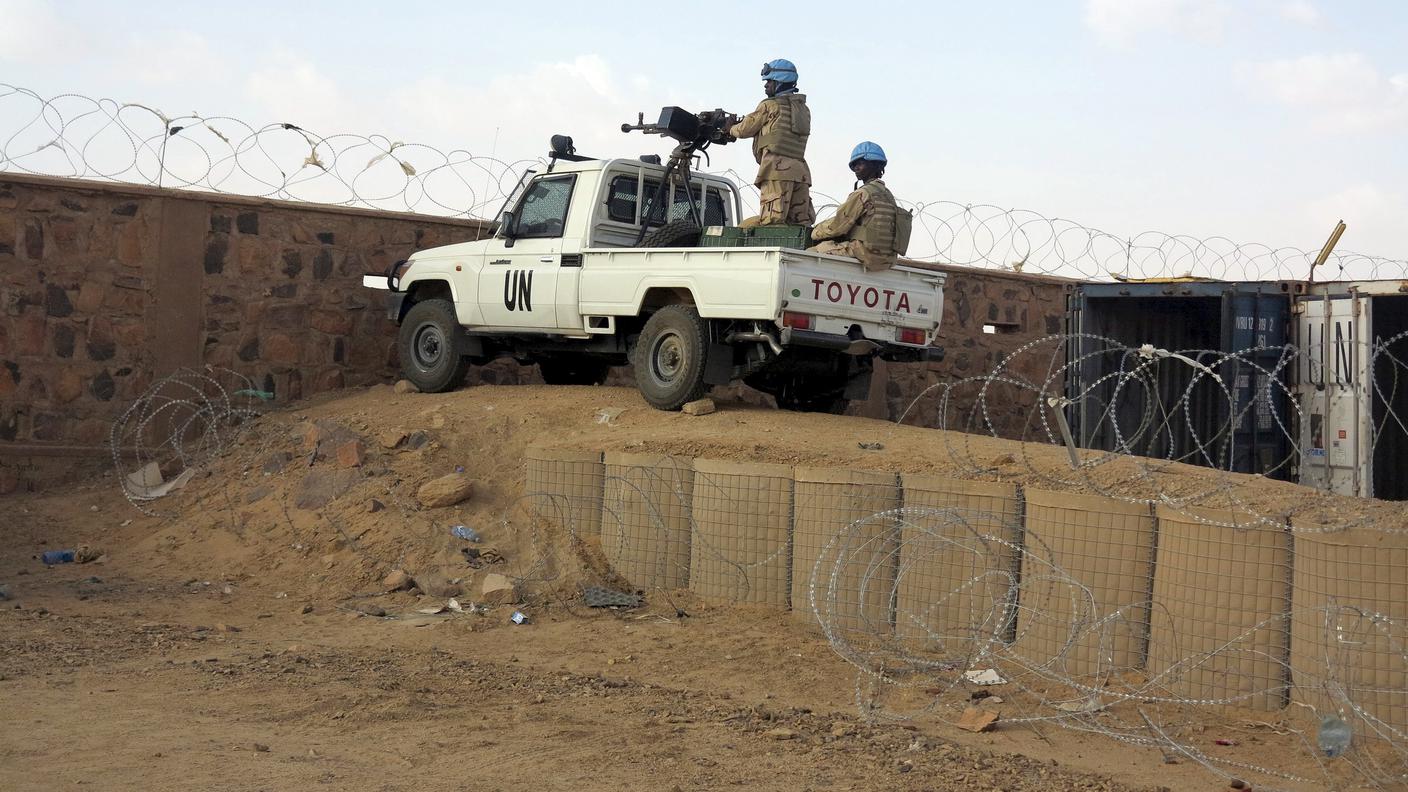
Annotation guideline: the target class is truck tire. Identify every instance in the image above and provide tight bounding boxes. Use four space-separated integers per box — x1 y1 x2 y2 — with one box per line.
633 305 709 410
538 357 611 386
638 220 701 248
397 298 471 393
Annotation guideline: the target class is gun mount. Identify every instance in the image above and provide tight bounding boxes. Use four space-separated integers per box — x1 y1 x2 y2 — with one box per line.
622 106 739 243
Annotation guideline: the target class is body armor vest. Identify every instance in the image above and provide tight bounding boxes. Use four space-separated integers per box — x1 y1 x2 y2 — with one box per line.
753 93 810 162
851 181 897 253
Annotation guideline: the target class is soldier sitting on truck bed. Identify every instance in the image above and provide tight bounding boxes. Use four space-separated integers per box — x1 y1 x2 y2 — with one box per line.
723 58 815 229
809 142 908 272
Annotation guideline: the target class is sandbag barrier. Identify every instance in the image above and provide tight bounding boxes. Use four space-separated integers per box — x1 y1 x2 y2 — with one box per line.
523 449 1408 789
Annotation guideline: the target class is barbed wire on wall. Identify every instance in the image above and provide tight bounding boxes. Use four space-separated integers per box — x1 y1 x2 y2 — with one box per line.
903 202 1408 282
901 329 1408 528
4 83 1405 281
0 83 535 218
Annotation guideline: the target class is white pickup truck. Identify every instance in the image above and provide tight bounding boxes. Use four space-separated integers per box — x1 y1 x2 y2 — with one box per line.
362 154 945 412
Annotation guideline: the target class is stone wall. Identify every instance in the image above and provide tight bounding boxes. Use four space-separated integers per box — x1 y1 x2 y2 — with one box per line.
0 174 493 494
1 173 1069 494
852 263 1073 437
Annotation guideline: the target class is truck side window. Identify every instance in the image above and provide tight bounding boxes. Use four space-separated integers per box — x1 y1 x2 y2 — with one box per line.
606 175 726 227
606 176 639 223
515 175 576 238
672 188 726 226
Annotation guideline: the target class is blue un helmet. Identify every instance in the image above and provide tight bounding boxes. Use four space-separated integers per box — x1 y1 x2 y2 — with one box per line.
760 59 798 83
848 141 888 167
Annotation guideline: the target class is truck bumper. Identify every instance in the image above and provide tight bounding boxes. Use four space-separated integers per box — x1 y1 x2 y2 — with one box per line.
779 327 851 351
780 327 943 363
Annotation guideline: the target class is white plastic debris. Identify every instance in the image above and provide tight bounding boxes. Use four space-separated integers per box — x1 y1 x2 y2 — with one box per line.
963 668 1007 686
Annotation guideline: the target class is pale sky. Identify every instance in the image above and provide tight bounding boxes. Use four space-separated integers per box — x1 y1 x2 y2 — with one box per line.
3 0 1406 268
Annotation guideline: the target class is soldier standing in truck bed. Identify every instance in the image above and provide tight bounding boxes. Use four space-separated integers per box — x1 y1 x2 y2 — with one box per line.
724 59 815 228
809 141 908 271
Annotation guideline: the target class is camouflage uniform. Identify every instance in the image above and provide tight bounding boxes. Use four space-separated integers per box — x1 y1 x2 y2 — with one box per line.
808 179 899 271
727 92 815 227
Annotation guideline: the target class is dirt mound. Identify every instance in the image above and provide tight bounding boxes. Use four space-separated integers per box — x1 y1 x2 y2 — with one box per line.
9 382 1398 792
35 382 1407 607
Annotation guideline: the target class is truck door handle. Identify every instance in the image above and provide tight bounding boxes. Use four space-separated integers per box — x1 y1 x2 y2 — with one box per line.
539 256 555 263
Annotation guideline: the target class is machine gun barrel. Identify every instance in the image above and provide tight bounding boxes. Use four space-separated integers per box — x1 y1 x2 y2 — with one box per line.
619 105 739 243
621 106 738 149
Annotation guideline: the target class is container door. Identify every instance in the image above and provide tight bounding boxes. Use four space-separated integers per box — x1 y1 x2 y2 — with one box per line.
1220 288 1294 479
1296 291 1373 496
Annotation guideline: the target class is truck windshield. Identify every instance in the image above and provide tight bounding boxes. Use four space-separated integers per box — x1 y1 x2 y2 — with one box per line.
491 169 538 234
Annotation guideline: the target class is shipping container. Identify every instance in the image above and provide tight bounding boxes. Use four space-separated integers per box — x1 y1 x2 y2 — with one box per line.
1294 280 1408 500
1065 281 1303 479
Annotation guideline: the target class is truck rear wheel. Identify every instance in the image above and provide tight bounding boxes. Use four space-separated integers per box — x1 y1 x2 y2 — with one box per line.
638 220 701 248
634 305 709 410
398 298 471 393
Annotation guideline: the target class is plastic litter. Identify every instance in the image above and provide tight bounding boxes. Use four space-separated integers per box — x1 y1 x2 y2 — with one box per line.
510 610 530 625
963 668 1007 686
416 598 466 615
595 407 625 425
1053 696 1105 713
450 525 481 542
583 586 642 609
124 462 195 499
1318 715 1351 758
42 549 76 565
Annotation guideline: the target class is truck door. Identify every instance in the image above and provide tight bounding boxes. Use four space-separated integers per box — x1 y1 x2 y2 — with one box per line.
477 174 576 330
1296 290 1372 496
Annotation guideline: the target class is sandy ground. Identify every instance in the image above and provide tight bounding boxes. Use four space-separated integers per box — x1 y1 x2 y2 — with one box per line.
1 383 1390 791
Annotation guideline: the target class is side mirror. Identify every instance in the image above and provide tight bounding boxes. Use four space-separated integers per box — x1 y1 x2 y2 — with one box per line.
498 210 517 247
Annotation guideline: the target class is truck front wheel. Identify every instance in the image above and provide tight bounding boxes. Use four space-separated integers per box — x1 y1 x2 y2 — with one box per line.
633 305 709 410
398 298 471 393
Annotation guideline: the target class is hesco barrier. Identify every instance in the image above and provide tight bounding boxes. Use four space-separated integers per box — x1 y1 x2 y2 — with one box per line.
689 459 794 607
525 447 604 536
1009 490 1156 680
537 449 1406 744
791 467 901 635
1146 506 1292 712
600 452 693 590
1288 524 1408 740
894 476 1022 653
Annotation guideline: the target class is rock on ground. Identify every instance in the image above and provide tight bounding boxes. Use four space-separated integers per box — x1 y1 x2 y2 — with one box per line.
417 473 473 508
681 398 716 416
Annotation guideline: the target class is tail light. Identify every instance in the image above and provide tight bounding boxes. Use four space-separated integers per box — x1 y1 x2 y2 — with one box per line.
897 327 926 345
782 312 813 330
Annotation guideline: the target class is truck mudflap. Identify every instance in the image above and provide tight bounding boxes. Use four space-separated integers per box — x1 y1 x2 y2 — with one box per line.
363 264 417 322
383 291 408 322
